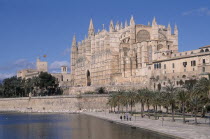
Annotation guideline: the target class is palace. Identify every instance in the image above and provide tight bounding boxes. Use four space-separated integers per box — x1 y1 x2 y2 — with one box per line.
70 16 210 90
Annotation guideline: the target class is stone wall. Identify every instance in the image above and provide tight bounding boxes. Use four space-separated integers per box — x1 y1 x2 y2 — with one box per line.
0 95 109 112
68 85 145 95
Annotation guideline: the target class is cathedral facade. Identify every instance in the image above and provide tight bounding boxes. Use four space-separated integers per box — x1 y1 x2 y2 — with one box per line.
70 16 210 90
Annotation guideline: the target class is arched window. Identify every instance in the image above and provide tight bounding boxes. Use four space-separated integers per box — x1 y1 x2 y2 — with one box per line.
137 30 150 42
205 49 209 52
182 75 186 78
200 49 204 52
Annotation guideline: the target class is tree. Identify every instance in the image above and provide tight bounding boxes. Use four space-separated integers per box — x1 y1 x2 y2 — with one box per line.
165 80 177 122
136 89 148 118
176 89 189 123
35 72 59 96
126 90 136 113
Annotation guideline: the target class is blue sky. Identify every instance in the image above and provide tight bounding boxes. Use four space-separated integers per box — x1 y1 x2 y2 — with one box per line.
0 0 210 80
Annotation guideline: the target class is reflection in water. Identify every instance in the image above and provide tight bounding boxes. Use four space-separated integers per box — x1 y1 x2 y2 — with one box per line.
0 113 174 139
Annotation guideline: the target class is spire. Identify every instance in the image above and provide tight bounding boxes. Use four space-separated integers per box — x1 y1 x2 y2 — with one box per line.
174 24 178 35
109 20 114 32
167 23 171 35
174 24 178 30
88 18 95 37
167 23 171 29
120 22 123 29
115 21 120 31
152 17 157 26
130 15 135 26
72 34 76 46
125 20 128 27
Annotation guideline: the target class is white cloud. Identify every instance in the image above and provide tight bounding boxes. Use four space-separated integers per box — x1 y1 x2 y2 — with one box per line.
62 47 71 56
182 7 210 16
49 61 70 70
0 59 35 72
0 73 15 81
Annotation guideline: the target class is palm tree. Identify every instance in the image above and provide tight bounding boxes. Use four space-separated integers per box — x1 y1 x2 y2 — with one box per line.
176 89 189 123
165 80 177 122
190 77 210 124
126 90 136 113
119 90 129 112
144 89 152 118
107 94 118 112
150 91 162 120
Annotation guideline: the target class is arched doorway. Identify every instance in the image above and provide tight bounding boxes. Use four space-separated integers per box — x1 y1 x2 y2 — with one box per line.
87 70 91 86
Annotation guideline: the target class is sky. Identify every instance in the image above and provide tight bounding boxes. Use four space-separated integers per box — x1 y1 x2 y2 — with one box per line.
0 0 210 80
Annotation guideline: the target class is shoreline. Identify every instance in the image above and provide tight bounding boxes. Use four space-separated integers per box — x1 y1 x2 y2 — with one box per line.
82 112 210 139
83 112 182 139
1 110 210 139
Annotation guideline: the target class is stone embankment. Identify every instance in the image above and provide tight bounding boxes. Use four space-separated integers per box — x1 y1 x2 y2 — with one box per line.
83 112 210 139
0 94 108 113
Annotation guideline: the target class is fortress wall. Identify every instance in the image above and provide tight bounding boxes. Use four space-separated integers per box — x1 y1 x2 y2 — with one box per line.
0 95 109 112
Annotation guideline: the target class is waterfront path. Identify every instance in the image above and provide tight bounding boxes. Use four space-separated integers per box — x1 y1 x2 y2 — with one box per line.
83 112 210 139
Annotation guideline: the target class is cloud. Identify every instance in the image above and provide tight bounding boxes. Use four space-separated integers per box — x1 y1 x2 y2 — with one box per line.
49 61 70 71
182 7 210 16
0 73 15 81
0 59 35 72
0 59 35 81
62 47 71 56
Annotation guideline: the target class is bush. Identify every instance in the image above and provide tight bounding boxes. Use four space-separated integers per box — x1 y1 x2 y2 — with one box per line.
96 87 107 94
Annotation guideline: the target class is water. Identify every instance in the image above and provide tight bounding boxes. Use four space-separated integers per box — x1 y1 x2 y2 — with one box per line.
0 112 174 139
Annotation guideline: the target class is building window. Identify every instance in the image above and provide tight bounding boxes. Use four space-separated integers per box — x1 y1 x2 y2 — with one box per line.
193 68 195 71
184 69 186 72
191 60 196 66
173 70 174 73
203 67 205 72
203 59 206 64
205 49 209 52
165 71 166 74
164 64 166 69
176 81 179 86
154 63 161 69
183 62 187 67
172 63 175 68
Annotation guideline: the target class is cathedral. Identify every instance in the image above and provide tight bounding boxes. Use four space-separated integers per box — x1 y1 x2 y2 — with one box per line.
70 16 210 90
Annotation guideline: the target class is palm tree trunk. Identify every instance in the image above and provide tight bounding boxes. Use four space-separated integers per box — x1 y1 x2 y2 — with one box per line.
166 107 168 114
147 104 150 119
195 105 198 124
155 105 158 120
182 103 185 123
172 104 175 122
141 103 144 118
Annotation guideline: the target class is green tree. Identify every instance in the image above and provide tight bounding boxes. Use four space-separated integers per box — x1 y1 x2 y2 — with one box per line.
165 80 177 122
176 89 189 123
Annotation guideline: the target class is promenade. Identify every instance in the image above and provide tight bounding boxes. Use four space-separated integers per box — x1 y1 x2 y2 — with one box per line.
83 112 210 139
